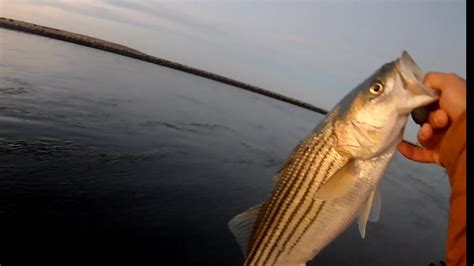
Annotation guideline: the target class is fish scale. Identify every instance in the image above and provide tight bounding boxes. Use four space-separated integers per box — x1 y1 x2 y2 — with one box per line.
245 137 313 254
263 136 342 265
246 134 327 264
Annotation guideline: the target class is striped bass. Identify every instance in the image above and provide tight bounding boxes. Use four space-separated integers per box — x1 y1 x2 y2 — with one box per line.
228 51 439 266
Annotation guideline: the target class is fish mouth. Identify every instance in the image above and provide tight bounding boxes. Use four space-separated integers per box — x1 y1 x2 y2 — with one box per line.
395 51 440 99
393 51 440 117
395 51 440 98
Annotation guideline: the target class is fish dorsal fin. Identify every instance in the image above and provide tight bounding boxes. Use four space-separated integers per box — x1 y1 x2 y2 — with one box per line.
369 188 381 222
228 204 262 255
314 159 357 200
273 139 306 182
272 172 282 182
357 188 381 238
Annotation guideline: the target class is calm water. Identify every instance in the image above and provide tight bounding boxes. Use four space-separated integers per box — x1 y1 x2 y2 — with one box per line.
0 29 450 265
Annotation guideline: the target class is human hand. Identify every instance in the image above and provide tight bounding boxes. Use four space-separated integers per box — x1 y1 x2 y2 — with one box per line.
398 72 466 165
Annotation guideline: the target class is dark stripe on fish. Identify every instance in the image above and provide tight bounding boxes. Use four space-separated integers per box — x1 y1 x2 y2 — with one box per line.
289 202 327 253
261 137 331 265
250 136 326 265
269 152 339 265
245 135 321 264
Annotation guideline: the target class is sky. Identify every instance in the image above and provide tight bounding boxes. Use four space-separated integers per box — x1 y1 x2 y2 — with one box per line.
0 0 466 141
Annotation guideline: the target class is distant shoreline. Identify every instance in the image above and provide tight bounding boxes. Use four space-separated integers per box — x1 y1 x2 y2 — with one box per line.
0 17 328 115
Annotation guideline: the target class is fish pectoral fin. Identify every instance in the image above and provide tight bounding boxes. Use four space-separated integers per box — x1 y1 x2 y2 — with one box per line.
313 159 357 200
228 203 262 255
369 188 381 222
357 188 381 239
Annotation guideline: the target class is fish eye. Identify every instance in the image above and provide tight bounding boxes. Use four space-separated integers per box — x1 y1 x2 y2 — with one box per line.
369 82 384 95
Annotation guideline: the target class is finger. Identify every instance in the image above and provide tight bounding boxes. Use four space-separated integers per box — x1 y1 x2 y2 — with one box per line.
421 128 445 149
423 72 465 91
417 122 446 149
428 109 449 129
397 141 439 164
418 123 433 146
424 72 466 121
